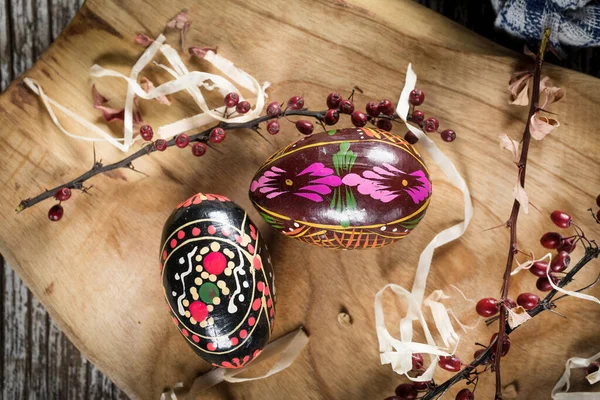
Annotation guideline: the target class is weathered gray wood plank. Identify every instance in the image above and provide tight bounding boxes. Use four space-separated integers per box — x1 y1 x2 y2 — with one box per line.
1 0 127 397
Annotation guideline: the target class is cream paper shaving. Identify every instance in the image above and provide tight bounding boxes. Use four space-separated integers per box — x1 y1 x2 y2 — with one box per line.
511 252 600 305
22 78 130 152
552 351 600 399
374 64 473 380
159 327 309 399
507 305 532 329
26 34 269 151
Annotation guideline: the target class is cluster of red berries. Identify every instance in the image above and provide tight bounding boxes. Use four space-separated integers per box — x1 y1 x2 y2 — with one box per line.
47 187 72 221
404 89 456 144
383 353 476 400
323 91 396 131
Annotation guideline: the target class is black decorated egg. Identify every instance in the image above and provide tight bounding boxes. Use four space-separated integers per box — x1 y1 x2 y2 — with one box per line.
160 193 275 368
249 127 431 249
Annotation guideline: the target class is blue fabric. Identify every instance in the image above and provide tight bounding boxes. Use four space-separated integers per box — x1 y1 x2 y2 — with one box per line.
492 0 600 47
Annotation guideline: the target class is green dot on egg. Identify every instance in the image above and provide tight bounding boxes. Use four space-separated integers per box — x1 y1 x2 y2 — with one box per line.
199 283 220 304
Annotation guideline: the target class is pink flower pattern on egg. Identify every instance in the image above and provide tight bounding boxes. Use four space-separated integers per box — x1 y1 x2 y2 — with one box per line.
342 164 431 204
250 163 343 202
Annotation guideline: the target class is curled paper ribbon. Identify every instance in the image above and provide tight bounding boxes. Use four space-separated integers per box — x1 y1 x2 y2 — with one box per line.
26 34 269 152
374 64 473 380
160 327 309 400
552 351 600 399
511 252 600 306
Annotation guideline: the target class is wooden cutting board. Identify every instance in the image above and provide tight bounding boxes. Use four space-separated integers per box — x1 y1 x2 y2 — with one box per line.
1 0 599 398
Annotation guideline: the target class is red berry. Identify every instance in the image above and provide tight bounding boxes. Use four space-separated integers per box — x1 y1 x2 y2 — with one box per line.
558 237 577 254
224 92 240 108
366 101 380 117
596 195 600 208
209 128 226 143
456 388 474 400
540 232 563 249
505 298 517 309
266 120 280 135
551 211 572 228
490 333 511 357
191 142 207 157
154 139 168 151
441 129 456 142
236 101 251 114
54 187 71 202
296 120 314 135
351 111 368 127
377 119 393 131
439 355 461 372
175 134 190 148
48 204 63 221
550 251 571 272
412 381 430 391
394 383 417 400
536 275 560 292
588 361 600 375
412 353 424 370
339 99 355 114
409 89 425 106
324 109 340 126
379 99 395 116
517 292 539 310
411 110 425 124
476 298 499 317
424 117 439 132
139 125 153 141
530 261 549 277
266 101 281 117
473 348 490 364
404 131 419 145
287 96 304 110
326 92 342 109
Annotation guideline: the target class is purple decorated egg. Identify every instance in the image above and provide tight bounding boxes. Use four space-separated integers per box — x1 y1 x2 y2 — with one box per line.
160 193 275 368
249 127 431 249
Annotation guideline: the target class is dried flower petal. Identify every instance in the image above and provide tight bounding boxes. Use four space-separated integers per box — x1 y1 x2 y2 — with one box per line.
523 45 536 59
140 77 171 105
135 33 154 47
507 306 532 329
166 10 189 30
499 134 520 163
530 113 560 140
513 182 529 214
92 85 143 125
539 76 565 108
189 46 218 58
508 71 532 106
166 10 191 50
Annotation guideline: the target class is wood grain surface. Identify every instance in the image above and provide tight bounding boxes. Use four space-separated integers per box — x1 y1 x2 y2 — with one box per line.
0 1 599 399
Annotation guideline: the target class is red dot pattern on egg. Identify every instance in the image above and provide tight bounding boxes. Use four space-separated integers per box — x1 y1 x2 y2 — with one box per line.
247 244 255 254
230 337 239 346
264 286 270 295
248 317 256 327
207 342 217 351
250 225 257 240
267 298 272 308
177 230 185 239
172 317 179 326
240 329 248 339
252 298 261 311
192 227 201 236
182 328 189 337
189 301 208 322
257 281 265 291
192 335 200 343
170 239 177 248
208 225 216 235
204 252 226 275
163 250 168 260
222 227 231 236
253 257 262 270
